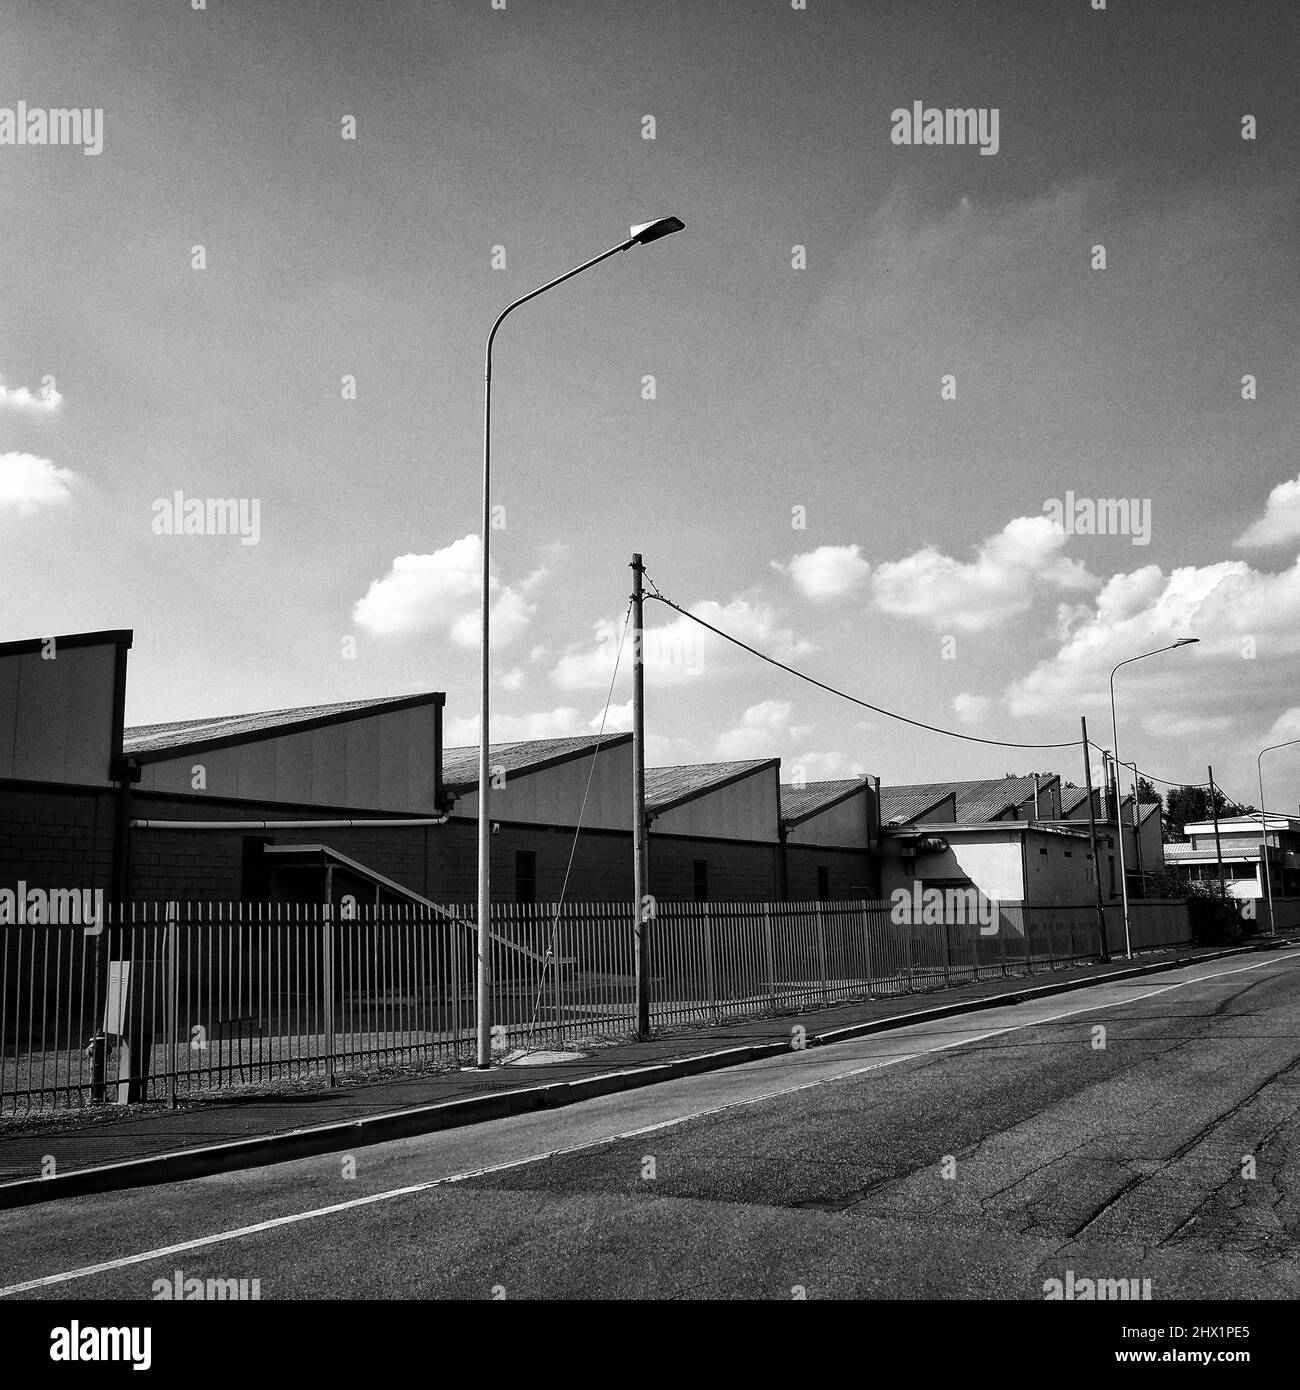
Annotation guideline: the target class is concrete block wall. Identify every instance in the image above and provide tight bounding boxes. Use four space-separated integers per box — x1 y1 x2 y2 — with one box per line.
0 783 116 889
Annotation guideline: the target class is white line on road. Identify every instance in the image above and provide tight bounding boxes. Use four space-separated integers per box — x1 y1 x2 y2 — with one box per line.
3 949 1295 1297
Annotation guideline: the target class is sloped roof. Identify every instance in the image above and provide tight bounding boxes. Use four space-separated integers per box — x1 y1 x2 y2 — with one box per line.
1060 785 1092 815
879 787 955 824
442 733 632 790
124 692 444 760
644 759 777 814
879 775 1061 826
780 778 868 823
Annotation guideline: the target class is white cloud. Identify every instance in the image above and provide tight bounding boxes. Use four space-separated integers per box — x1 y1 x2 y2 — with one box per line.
1138 713 1233 739
500 669 524 691
872 515 1097 633
445 706 587 745
1264 708 1300 743
352 534 540 648
0 451 78 514
1006 557 1300 719
1236 472 1300 548
714 699 792 759
953 692 992 724
785 750 871 782
592 699 633 733
551 597 813 691
0 375 62 412
774 544 871 601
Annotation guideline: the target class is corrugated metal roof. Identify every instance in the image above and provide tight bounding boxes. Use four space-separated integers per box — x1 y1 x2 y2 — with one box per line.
644 759 775 813
879 787 954 824
780 779 866 822
879 775 1061 826
124 694 433 756
442 734 629 789
1059 785 1091 815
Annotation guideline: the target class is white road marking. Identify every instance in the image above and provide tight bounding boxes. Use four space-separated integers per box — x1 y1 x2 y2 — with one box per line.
3 949 1295 1296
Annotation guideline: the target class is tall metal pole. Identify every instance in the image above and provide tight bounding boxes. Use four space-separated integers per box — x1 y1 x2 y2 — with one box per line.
1258 752 1275 936
1081 717 1110 961
473 223 682 1069
1255 737 1300 937
1208 765 1224 890
1127 760 1146 896
1109 685 1132 959
1107 641 1197 960
631 553 650 1038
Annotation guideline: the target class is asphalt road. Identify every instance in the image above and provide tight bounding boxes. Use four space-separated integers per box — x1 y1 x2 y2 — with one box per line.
2 950 1297 1300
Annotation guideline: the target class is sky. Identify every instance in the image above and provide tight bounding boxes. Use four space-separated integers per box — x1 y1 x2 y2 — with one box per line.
2 0 1299 816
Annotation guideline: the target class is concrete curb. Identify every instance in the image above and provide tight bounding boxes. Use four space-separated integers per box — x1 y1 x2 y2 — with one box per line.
2 937 1291 1211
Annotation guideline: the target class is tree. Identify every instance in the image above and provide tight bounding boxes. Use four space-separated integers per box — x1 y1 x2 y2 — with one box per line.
1164 784 1232 841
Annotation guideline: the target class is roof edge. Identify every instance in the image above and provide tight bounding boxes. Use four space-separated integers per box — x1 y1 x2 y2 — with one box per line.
0 628 133 657
443 732 633 792
127 691 446 765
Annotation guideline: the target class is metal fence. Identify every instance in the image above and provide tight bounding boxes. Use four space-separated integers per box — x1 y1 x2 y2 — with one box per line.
0 896 1191 1115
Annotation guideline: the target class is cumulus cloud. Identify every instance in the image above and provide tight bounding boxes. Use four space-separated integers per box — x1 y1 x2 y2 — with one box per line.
352 534 541 648
1006 556 1300 718
1236 472 1300 548
593 699 633 733
953 693 992 724
872 516 1097 633
0 451 78 514
1138 713 1233 739
445 706 587 745
0 375 62 412
773 544 871 601
551 597 813 691
714 700 792 759
785 750 871 783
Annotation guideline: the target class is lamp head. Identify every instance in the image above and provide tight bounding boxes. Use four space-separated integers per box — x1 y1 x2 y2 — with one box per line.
1173 637 1199 648
628 215 685 247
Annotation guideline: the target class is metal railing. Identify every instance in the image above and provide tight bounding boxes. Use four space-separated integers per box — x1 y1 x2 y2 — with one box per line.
0 896 1191 1115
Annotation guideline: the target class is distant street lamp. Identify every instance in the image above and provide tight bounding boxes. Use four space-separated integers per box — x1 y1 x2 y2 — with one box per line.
1257 735 1300 936
1109 638 1198 959
475 217 685 1069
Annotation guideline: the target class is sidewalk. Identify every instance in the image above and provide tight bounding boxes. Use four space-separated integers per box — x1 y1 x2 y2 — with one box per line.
1 938 1292 1208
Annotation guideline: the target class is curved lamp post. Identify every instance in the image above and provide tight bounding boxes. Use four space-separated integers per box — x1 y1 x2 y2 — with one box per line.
1257 736 1300 936
476 217 685 1068
1109 638 1198 958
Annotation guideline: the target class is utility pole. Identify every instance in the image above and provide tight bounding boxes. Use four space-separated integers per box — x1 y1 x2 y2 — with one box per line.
1081 718 1110 962
1128 761 1146 896
631 553 650 1039
1208 765 1224 891
1109 752 1132 957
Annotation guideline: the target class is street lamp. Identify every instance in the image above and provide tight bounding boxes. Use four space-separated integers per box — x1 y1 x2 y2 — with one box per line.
475 216 685 1069
1257 735 1300 937
1109 638 1198 959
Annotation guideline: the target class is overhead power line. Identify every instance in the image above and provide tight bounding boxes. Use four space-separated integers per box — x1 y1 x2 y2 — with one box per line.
642 582 1078 752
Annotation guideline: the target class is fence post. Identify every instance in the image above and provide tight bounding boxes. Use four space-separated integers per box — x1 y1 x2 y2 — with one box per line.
702 905 718 1024
165 902 178 1111
814 901 829 1006
763 906 776 1009
551 906 562 1047
322 901 335 1088
859 902 874 996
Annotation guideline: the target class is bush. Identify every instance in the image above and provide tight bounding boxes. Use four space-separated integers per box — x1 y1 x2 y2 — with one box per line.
1144 869 1256 947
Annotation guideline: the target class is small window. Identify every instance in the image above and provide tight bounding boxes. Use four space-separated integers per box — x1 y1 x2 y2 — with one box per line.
817 865 830 901
516 850 537 904
693 859 708 903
